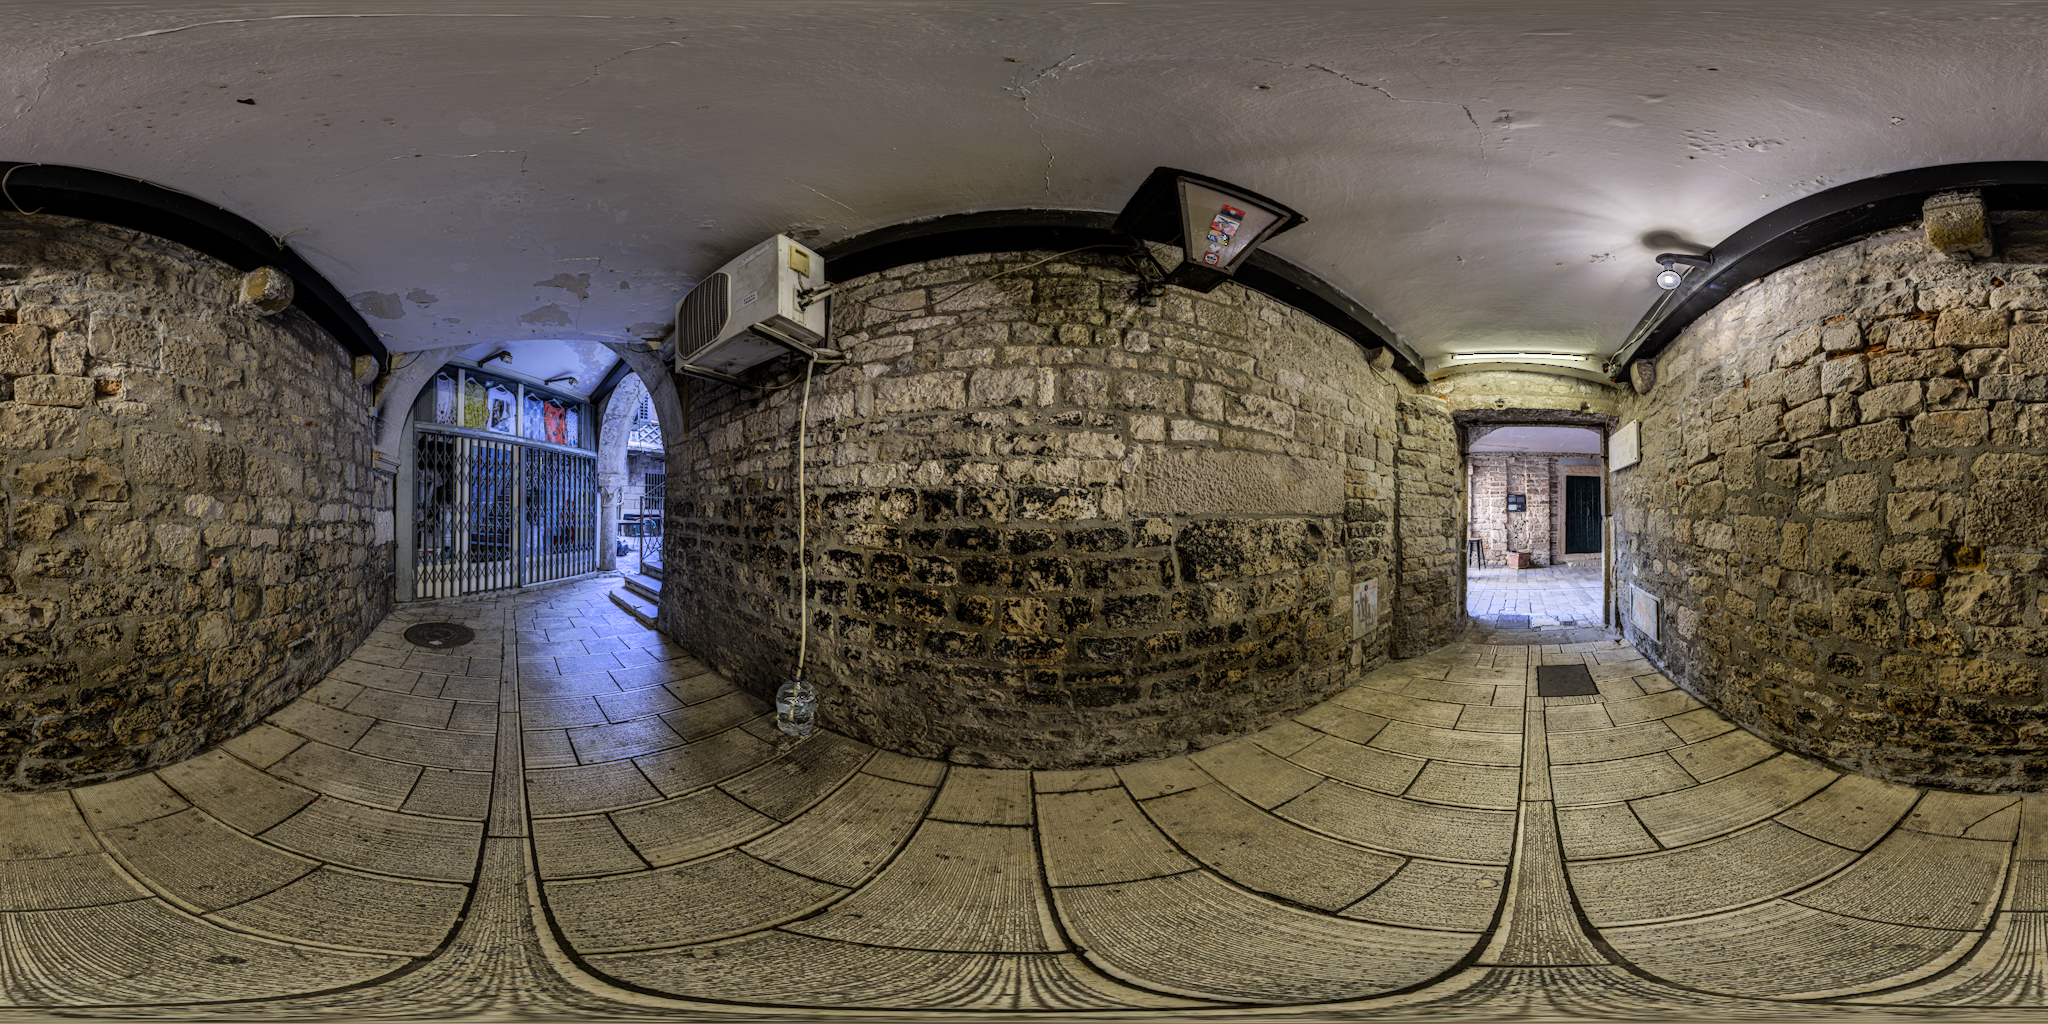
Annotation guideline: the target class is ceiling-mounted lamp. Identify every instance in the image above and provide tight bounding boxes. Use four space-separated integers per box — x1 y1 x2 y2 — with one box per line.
477 350 513 366
546 375 577 387
1114 167 1306 294
1654 252 1712 290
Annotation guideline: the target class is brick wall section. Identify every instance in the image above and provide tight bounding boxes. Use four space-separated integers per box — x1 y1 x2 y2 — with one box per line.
1615 218 2048 791
662 250 1459 768
0 213 390 791
1393 395 1463 656
1467 452 1603 567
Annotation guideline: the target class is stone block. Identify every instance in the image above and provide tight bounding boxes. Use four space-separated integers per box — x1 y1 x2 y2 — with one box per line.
967 366 1036 409
1910 410 1989 449
2012 323 2048 369
1966 479 2047 547
1140 450 1343 517
12 375 93 407
1841 420 1905 462
1960 348 2012 379
1935 658 2039 698
1858 381 1924 422
1777 326 1822 367
10 500 66 542
1943 572 2025 626
0 324 51 377
1885 491 1952 534
1979 375 2048 402
1923 189 1993 260
1936 307 2008 349
1869 348 1957 384
1824 474 1880 516
872 371 966 414
1819 355 1867 395
1781 363 1822 407
1833 587 1900 644
0 404 78 450
1783 397 1829 440
12 456 126 500
1821 320 1863 353
1113 374 1183 412
86 313 158 368
1992 285 2048 311
1867 315 1935 351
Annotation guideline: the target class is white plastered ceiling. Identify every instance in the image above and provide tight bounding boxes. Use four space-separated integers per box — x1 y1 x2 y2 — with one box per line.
0 0 2036 390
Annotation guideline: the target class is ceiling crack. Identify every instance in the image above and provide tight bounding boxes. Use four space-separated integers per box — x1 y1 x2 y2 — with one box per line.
546 40 686 102
786 177 858 216
1012 53 1084 196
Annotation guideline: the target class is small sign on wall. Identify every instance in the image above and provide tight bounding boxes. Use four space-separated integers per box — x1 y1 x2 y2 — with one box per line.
1353 578 1379 636
1611 420 1642 471
1630 583 1660 642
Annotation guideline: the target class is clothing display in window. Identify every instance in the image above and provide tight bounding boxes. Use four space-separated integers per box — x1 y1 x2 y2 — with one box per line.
544 400 568 445
463 376 488 429
487 382 516 434
434 373 458 425
522 391 545 440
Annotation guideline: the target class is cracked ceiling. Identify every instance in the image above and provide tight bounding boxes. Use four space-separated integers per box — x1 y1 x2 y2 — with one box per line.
0 0 2030 393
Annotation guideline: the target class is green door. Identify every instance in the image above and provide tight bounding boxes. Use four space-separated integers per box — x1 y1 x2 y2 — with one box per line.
1564 475 1601 554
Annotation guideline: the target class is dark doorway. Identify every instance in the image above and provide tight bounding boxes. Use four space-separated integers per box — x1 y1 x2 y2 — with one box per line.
1564 475 1601 554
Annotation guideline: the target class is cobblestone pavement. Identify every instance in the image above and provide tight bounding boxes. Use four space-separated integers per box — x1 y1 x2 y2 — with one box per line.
1468 565 1604 628
7 577 2048 1021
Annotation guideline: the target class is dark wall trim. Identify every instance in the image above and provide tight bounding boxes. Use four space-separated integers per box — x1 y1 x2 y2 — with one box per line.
818 209 1427 384
1610 161 2048 380
0 162 385 364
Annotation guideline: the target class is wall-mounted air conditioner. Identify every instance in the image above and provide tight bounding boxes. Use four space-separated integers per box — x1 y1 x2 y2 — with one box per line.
672 234 831 385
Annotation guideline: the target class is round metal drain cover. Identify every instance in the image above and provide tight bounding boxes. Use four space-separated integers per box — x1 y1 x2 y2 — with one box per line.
403 622 475 649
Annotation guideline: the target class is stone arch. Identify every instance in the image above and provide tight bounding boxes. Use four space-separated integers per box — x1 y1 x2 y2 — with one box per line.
595 371 651 571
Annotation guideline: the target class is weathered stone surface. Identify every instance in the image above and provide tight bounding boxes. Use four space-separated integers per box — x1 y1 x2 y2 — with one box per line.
661 249 1434 769
0 212 391 793
1612 217 2048 792
1139 450 1342 517
12 374 93 407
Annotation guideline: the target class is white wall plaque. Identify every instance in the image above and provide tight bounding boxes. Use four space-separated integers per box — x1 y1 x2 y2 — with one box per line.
1630 583 1660 642
1353 578 1379 636
1610 420 1641 472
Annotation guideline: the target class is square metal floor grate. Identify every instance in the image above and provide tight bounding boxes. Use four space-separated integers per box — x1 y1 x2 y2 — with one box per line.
1536 663 1599 697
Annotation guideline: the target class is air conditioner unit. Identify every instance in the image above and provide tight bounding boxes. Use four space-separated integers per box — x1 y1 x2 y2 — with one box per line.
673 234 831 384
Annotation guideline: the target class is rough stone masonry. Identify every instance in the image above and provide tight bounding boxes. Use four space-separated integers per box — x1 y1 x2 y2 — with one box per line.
661 250 1464 768
1616 210 2048 792
0 213 390 791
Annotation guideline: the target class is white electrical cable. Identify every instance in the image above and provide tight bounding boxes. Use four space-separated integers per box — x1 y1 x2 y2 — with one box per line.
796 357 815 676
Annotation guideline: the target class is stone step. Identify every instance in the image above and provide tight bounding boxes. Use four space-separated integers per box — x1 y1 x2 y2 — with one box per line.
608 588 658 629
621 573 660 604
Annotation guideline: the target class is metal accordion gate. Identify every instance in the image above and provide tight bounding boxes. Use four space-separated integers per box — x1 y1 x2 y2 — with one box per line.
411 428 598 599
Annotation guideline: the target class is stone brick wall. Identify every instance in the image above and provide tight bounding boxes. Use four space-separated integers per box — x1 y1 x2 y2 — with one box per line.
0 213 390 791
662 250 1461 768
1428 369 1623 417
1468 452 1603 567
1614 217 2048 791
1393 394 1464 656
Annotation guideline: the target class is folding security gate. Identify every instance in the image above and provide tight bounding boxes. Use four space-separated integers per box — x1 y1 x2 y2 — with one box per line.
412 428 598 598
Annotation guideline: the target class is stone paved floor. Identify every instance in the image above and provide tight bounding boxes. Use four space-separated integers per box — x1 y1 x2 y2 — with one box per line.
1468 564 1604 628
6 577 2048 1020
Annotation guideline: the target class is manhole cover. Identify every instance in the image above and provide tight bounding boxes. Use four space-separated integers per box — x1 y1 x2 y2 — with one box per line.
1536 664 1600 697
403 622 475 649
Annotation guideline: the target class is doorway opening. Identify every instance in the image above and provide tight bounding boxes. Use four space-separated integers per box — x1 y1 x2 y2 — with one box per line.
1463 424 1605 630
400 358 601 599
